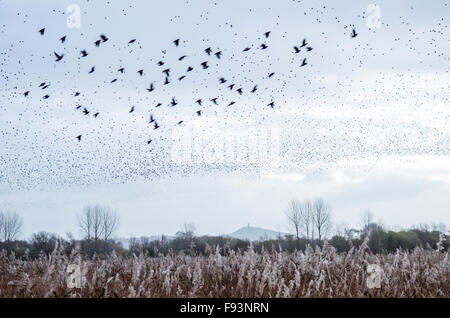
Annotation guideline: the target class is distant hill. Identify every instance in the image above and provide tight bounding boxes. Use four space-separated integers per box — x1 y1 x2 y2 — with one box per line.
227 226 288 241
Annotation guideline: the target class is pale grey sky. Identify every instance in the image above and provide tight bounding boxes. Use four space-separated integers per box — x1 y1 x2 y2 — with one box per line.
0 0 449 239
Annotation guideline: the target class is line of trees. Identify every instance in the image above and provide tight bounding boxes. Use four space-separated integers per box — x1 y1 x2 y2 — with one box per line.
0 201 448 259
285 198 332 248
0 205 121 258
77 205 120 244
74 205 120 256
285 199 449 254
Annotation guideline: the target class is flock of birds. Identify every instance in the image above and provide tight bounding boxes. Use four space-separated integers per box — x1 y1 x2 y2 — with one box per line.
24 26 362 146
0 0 448 189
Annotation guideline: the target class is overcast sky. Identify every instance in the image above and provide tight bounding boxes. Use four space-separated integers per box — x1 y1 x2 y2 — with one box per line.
0 0 449 239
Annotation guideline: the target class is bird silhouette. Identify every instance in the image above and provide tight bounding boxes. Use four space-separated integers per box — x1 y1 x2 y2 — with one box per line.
268 101 275 108
300 58 307 67
260 43 268 49
294 46 301 53
129 106 135 113
149 115 155 123
164 77 170 85
173 39 180 46
228 101 235 106
264 31 271 38
219 77 227 84
170 97 177 106
39 28 45 35
83 108 90 115
157 61 164 66
214 51 222 59
93 112 100 118
155 103 162 107
162 69 170 76
74 92 80 96
201 61 209 69
111 78 117 83
268 72 275 78
100 34 108 42
147 83 154 92
178 75 186 81
300 38 307 47
196 110 202 116
306 47 313 51
147 139 152 145
178 55 187 61
243 47 251 52
204 47 212 55
23 91 30 97
236 88 243 95
60 36 66 43
118 67 125 73
128 39 136 44
187 66 193 72
137 69 144 76
251 85 258 93
351 28 358 38
211 97 218 105
89 66 95 74
196 99 202 105
54 52 64 62
43 94 50 99
153 122 160 130
76 135 82 142
95 40 101 47
228 84 235 90
80 50 88 57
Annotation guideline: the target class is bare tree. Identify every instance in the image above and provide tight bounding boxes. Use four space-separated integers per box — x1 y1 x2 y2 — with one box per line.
177 222 196 240
430 222 447 234
286 199 317 245
0 212 3 241
335 221 349 237
300 200 314 242
416 223 430 232
78 207 93 241
344 228 359 241
286 200 301 248
78 205 120 250
334 221 359 241
102 207 120 243
312 198 332 241
360 209 374 236
92 206 105 243
0 211 23 242
176 223 196 251
78 205 104 242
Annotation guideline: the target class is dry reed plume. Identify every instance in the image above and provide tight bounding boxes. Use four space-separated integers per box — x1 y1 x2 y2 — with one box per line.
0 239 448 298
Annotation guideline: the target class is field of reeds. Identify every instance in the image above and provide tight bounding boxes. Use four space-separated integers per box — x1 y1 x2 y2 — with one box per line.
0 240 448 298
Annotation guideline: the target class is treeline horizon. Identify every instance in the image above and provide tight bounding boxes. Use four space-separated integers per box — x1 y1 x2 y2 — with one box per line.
0 204 448 259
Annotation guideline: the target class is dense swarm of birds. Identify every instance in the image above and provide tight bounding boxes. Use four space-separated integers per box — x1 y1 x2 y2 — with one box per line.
0 0 448 189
